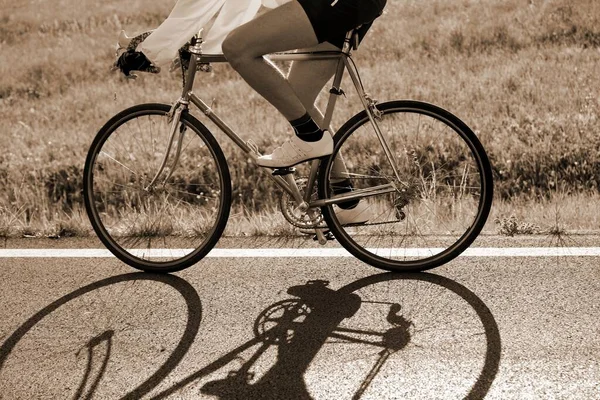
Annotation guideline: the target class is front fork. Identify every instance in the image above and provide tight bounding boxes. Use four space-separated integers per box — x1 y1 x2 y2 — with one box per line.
144 101 188 190
145 30 204 191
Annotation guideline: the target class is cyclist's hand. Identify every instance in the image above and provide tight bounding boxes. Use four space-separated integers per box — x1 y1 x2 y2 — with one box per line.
115 50 160 77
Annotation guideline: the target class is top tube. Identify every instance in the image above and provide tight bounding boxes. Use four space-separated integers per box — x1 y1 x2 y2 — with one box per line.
196 28 357 64
198 51 344 64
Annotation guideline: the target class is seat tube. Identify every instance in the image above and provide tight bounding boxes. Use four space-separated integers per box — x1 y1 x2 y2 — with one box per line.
321 57 346 130
321 31 354 130
303 160 321 203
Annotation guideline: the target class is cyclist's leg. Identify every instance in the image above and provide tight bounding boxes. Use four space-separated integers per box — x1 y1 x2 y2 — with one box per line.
222 1 335 168
287 43 348 179
288 44 362 219
222 0 385 169
287 42 338 122
222 1 317 121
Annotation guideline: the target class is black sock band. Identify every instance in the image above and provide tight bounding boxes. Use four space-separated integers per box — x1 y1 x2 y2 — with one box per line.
332 179 359 209
290 113 323 142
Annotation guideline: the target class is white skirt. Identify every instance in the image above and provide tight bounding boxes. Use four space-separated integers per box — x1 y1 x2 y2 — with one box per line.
141 0 291 66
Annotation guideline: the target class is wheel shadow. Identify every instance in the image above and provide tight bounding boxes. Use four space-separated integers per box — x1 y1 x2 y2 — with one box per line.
153 272 501 400
0 271 501 399
0 272 202 400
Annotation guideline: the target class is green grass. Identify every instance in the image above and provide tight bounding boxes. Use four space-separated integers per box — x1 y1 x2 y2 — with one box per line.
1 0 599 237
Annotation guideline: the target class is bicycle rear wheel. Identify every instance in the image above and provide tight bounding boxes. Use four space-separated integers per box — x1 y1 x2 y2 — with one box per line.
318 100 493 272
84 103 231 272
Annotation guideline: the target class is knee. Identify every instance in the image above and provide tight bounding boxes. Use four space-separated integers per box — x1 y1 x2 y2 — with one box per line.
222 31 254 68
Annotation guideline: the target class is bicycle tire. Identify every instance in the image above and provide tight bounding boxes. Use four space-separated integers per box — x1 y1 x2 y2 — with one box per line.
318 100 493 272
83 103 231 272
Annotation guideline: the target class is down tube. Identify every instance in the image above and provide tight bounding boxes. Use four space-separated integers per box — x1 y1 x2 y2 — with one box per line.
188 93 296 198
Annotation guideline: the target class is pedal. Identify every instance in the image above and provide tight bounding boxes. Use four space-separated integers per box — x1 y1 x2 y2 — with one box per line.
313 230 335 242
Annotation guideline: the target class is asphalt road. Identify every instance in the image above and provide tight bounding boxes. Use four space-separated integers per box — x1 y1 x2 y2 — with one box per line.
0 236 598 399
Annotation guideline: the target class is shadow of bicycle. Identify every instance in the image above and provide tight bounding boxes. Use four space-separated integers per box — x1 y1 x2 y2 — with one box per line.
152 272 501 400
0 270 501 399
0 272 202 399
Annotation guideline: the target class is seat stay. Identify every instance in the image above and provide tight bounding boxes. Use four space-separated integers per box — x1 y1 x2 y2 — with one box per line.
342 55 404 184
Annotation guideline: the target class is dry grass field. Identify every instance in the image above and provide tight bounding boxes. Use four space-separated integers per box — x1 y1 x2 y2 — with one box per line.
0 0 599 237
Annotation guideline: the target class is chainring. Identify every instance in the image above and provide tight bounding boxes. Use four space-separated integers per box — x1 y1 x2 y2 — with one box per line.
279 179 324 229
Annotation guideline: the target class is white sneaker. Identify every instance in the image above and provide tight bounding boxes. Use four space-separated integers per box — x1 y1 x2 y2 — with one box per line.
334 201 372 226
256 134 333 168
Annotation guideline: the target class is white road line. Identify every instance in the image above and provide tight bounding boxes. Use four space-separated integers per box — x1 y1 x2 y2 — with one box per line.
1 247 600 258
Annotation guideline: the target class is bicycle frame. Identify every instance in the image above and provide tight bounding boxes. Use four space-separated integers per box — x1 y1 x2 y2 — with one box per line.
154 29 400 222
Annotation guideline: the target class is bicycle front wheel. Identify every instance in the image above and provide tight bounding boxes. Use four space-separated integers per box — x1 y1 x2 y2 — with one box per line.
319 101 493 272
84 103 231 272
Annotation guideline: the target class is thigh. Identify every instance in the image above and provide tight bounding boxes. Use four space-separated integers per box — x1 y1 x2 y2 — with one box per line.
223 1 319 57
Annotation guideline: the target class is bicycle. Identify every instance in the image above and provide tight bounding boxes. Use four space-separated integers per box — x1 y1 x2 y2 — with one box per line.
83 28 493 273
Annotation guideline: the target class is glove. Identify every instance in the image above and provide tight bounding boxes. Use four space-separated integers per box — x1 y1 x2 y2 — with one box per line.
115 50 159 76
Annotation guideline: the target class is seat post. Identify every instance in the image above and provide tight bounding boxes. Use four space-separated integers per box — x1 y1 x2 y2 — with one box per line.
341 27 361 54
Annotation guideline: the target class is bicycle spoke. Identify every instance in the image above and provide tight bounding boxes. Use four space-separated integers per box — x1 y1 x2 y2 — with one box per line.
98 151 138 176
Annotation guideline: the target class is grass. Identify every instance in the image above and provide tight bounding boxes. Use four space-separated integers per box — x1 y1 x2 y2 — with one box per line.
490 190 600 235
0 0 599 237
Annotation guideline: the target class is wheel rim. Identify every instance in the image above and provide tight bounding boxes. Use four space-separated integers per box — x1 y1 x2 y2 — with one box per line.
323 103 491 269
85 108 228 268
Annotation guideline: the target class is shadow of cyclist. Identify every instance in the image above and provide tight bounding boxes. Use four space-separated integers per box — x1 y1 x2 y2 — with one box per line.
201 280 362 399
196 273 501 400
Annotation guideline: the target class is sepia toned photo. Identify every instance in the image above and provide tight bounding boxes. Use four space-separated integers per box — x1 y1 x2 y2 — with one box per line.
0 0 598 398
